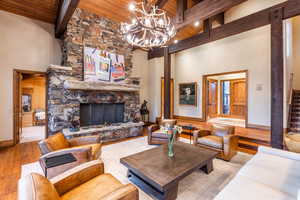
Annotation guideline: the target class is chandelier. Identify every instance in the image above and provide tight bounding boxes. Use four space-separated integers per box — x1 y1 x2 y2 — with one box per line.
121 1 176 49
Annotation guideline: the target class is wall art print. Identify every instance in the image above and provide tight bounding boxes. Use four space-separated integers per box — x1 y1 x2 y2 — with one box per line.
179 82 197 106
84 46 125 82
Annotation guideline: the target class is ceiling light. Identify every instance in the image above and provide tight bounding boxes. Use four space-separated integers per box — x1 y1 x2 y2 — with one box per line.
194 21 200 27
174 40 178 44
121 1 176 49
128 3 135 11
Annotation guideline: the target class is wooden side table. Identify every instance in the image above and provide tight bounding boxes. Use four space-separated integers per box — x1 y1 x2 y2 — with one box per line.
180 124 198 144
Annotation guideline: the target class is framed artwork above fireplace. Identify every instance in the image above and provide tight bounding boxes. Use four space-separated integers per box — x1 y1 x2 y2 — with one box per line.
84 46 125 82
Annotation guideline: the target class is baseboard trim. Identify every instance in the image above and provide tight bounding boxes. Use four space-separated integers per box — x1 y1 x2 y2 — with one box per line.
247 124 270 130
173 115 205 122
0 140 14 148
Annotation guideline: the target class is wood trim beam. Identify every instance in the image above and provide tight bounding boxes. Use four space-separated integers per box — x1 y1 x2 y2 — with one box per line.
156 0 169 9
55 0 80 38
148 1 300 59
211 12 225 26
271 7 284 149
176 0 188 24
164 47 171 119
175 0 247 30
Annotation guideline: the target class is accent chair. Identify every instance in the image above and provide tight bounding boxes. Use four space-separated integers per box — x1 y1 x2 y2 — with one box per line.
147 119 178 145
18 160 139 200
38 133 102 178
193 124 239 161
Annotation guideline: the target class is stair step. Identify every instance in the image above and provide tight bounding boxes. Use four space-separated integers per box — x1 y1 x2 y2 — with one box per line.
290 118 300 122
289 121 300 125
289 127 300 132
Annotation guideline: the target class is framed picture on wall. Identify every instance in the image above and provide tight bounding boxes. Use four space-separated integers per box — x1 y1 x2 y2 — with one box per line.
84 47 111 81
179 82 197 106
22 94 32 112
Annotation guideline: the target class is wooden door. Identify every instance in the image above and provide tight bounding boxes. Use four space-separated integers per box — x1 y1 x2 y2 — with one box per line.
230 79 246 118
13 71 22 144
161 78 174 119
207 79 218 118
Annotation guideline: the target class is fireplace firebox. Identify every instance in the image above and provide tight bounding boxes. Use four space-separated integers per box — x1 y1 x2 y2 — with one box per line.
80 103 125 126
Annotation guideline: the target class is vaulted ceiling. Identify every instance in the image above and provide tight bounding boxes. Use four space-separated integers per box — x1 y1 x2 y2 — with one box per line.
0 0 204 41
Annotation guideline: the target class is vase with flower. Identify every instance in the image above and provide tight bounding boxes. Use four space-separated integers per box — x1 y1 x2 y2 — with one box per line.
161 119 182 157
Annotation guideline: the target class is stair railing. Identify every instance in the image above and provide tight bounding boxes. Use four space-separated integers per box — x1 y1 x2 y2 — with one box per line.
288 73 294 132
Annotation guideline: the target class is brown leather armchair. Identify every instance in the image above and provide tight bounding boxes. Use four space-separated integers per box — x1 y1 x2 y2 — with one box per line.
147 119 178 145
38 133 102 178
18 160 139 200
193 124 239 161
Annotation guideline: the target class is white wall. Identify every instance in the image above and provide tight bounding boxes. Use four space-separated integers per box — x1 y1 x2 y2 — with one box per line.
174 26 271 126
0 11 61 141
146 0 290 127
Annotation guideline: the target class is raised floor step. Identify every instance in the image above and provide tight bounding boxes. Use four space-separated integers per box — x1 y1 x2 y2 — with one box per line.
238 136 270 152
289 127 300 132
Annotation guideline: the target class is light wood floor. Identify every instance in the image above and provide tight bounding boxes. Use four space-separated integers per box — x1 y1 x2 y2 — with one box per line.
0 142 41 200
0 124 269 199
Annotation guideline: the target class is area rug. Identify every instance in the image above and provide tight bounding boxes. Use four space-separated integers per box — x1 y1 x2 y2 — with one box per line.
21 137 252 200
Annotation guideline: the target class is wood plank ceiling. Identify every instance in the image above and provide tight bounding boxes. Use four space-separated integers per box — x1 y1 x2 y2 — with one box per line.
0 0 204 41
0 0 59 24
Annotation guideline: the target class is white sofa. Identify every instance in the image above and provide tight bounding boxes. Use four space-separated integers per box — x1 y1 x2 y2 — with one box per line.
214 146 300 200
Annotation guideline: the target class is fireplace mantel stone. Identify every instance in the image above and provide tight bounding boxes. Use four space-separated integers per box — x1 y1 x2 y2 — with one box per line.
64 80 140 92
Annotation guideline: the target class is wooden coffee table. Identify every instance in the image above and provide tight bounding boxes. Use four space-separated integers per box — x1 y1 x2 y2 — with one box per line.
120 142 218 200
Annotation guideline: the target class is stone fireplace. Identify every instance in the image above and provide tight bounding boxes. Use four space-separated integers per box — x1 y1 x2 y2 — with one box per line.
47 8 144 142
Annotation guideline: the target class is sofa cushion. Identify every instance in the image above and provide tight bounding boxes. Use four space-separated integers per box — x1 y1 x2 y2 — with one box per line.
152 130 169 139
237 151 300 198
61 173 123 200
198 135 223 149
214 175 295 200
45 133 70 151
212 124 234 137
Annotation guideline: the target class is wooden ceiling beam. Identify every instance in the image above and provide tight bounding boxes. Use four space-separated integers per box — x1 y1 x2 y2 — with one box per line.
175 0 247 30
211 12 225 26
55 0 80 38
155 0 169 9
148 0 300 59
176 0 188 24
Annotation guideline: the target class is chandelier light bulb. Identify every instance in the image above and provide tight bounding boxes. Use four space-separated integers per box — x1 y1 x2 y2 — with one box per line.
145 18 151 26
174 40 178 44
127 34 132 41
194 21 200 27
129 3 135 11
132 18 137 24
158 18 164 25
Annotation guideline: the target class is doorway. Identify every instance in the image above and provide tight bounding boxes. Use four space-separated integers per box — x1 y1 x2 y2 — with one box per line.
13 70 47 144
207 79 218 118
203 70 248 127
